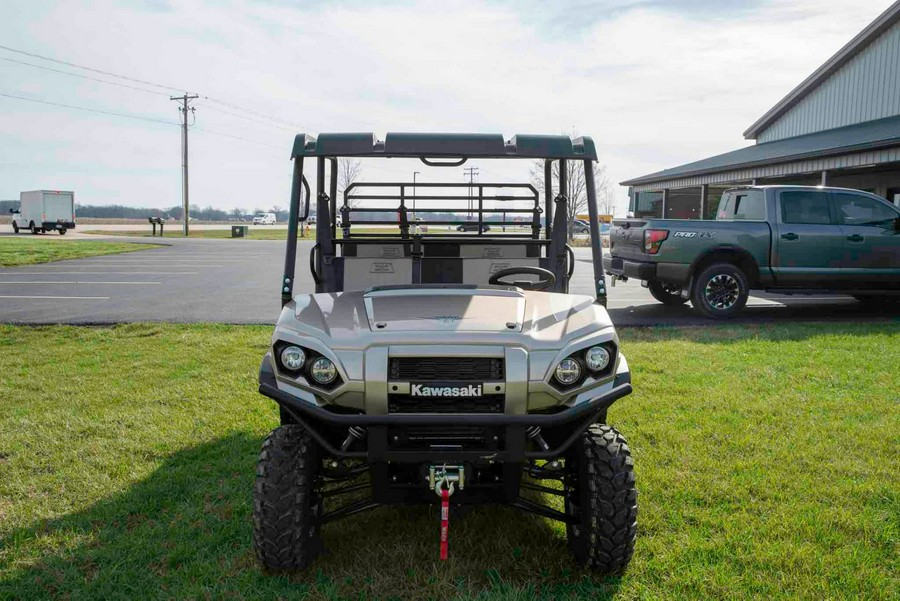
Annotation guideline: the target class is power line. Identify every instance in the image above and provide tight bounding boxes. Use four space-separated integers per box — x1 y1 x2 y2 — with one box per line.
202 96 302 129
0 91 176 125
0 44 187 93
0 90 285 157
0 56 168 96
198 102 296 132
0 44 303 132
192 126 286 150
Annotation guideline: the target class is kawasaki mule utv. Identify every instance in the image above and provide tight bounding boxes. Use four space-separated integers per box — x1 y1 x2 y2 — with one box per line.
254 133 636 572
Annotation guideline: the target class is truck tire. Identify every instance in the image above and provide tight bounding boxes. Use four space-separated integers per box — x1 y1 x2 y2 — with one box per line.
58 228 67 235
29 222 38 235
691 263 749 319
11 222 18 234
564 424 637 573
253 425 323 571
647 280 687 306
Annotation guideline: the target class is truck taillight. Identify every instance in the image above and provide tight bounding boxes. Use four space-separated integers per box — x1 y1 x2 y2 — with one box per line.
644 229 668 254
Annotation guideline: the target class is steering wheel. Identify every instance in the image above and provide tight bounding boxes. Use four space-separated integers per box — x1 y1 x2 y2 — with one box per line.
489 266 556 291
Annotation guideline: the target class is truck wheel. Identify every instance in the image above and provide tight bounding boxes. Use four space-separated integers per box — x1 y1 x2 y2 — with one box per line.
58 228 67 235
29 222 38 235
253 425 323 571
564 424 637 573
12 222 18 234
691 263 749 319
647 280 687 306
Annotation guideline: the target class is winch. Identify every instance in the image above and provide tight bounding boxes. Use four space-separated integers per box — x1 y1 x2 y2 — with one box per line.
428 464 464 560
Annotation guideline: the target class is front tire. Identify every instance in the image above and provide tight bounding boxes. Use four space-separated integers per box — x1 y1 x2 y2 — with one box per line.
253 425 322 571
12 222 18 234
565 424 637 573
691 263 749 319
647 280 687 306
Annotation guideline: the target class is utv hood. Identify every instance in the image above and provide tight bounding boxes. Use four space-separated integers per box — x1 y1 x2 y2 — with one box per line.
364 286 526 332
287 286 613 349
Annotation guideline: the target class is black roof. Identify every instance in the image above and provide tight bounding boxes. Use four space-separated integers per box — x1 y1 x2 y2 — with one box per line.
290 132 597 161
621 114 900 187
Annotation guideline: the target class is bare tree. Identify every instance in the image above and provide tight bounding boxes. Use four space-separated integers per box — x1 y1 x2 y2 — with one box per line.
337 158 363 207
530 159 614 239
593 164 618 216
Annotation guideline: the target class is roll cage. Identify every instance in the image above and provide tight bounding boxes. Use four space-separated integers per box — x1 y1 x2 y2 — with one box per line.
280 132 608 305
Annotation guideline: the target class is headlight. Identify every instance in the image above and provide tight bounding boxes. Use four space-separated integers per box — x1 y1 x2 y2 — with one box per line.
585 346 610 371
309 357 337 384
280 345 306 371
554 358 582 385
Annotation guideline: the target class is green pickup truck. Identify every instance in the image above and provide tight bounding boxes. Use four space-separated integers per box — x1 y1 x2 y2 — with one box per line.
604 185 900 318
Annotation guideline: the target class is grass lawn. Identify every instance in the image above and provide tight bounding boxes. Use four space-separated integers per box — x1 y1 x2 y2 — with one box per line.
0 323 897 600
0 237 159 267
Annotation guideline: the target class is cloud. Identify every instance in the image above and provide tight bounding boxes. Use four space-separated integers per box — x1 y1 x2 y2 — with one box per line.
0 0 892 214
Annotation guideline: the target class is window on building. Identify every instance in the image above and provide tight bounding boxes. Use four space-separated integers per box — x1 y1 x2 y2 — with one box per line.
664 187 702 219
832 192 899 227
705 187 729 220
634 191 663 218
779 191 831 224
887 187 900 208
717 189 766 220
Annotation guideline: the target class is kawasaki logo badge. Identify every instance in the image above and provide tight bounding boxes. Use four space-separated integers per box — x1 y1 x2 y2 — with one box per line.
410 384 483 397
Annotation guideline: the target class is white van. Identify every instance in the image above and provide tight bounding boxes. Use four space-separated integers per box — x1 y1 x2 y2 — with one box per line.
10 190 75 235
253 212 277 225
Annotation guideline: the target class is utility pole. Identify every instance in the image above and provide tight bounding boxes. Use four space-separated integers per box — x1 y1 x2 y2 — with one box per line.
170 94 199 236
463 166 479 217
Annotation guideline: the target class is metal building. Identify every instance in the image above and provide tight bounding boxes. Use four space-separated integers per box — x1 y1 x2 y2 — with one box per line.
622 1 900 219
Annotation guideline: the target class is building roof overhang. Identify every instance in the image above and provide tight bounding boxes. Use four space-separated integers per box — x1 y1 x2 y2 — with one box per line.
621 114 900 187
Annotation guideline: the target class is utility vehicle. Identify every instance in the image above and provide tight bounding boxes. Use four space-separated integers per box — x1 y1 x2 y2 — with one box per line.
254 133 635 572
10 190 75 235
605 185 900 318
253 212 277 225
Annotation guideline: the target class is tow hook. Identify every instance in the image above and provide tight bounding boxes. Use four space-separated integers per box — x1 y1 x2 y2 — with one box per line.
429 464 464 561
429 464 464 496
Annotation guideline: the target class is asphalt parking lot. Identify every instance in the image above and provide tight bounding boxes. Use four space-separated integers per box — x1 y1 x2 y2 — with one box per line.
0 234 894 325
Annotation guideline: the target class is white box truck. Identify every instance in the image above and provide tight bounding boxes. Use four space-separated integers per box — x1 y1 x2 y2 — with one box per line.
10 190 76 235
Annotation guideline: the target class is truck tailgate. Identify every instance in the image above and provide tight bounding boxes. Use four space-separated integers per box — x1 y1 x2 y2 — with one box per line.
43 192 74 222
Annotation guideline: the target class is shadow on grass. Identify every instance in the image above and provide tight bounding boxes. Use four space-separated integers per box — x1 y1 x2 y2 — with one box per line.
619 319 899 344
1 433 622 600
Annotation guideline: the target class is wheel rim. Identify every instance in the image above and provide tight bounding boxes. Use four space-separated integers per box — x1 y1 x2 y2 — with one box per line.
704 274 739 309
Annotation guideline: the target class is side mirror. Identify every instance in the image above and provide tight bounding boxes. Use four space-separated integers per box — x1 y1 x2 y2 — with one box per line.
8 208 14 214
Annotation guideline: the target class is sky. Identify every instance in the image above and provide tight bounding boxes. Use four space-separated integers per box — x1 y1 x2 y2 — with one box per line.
0 0 894 215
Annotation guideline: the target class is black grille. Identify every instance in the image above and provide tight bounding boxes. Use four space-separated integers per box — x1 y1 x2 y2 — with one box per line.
388 394 504 414
389 357 503 381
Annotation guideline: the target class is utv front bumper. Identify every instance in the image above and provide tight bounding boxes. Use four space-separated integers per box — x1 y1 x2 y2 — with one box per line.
258 356 631 464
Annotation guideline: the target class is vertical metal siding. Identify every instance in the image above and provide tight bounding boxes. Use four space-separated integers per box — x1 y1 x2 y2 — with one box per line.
758 22 900 143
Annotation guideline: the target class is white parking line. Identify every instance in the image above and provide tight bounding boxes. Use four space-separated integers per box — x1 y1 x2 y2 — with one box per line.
0 295 110 300
0 281 162 285
0 272 199 275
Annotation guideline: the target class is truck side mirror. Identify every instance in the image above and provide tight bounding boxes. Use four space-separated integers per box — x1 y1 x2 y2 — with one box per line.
8 208 14 214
